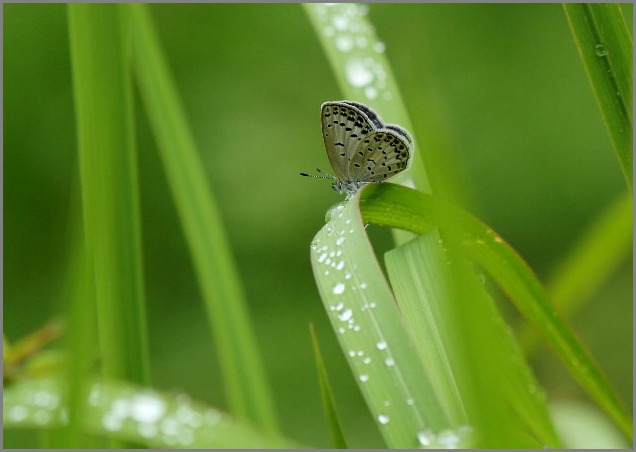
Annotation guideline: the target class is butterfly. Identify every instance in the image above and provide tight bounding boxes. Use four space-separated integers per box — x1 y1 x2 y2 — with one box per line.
301 101 413 198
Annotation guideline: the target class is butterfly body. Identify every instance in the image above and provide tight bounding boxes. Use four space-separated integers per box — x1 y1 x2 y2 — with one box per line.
308 101 413 198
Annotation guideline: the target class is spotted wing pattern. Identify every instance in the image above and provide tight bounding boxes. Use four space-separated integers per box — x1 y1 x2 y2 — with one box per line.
347 125 412 183
321 102 377 181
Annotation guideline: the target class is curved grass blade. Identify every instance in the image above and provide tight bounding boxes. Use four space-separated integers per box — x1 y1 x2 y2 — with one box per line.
4 377 298 449
310 200 454 448
359 183 632 441
520 191 633 357
563 4 633 189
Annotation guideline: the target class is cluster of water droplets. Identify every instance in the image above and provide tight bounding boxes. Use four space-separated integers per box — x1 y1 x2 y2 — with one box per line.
312 205 447 444
6 383 64 426
312 3 392 102
92 384 222 447
417 424 475 449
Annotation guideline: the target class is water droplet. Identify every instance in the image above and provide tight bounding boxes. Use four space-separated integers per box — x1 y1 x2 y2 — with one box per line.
417 428 435 446
359 374 369 382
130 394 166 423
102 413 122 431
344 272 352 280
318 253 327 263
9 406 28 422
348 350 356 357
338 308 353 321
334 301 344 311
335 35 354 52
406 398 414 406
376 340 387 350
384 357 395 367
374 41 386 53
335 260 345 270
437 429 461 448
332 15 348 31
595 43 608 57
378 414 390 424
360 282 368 289
363 357 371 364
335 236 346 246
364 86 378 100
333 282 345 294
345 57 374 87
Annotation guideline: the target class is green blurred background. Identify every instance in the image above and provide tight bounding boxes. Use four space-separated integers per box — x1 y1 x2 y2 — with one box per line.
4 4 632 448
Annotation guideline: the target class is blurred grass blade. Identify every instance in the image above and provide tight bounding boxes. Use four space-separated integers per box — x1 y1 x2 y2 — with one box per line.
520 191 633 357
127 4 277 432
4 377 298 449
303 3 430 195
360 183 633 440
310 200 451 448
68 4 149 385
309 324 348 449
563 4 633 189
386 231 560 447
383 232 467 428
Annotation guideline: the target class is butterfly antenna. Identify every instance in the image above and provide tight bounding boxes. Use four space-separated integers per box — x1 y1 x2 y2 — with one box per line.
300 168 337 181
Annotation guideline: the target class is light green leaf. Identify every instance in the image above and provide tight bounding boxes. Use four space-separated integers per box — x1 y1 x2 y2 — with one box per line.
4 377 297 449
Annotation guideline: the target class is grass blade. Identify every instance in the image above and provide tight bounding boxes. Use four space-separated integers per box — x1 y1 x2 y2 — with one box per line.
4 377 297 448
309 324 348 449
310 200 452 448
127 4 277 432
303 3 431 195
386 231 560 447
68 3 149 385
563 3 633 189
520 191 633 357
359 183 633 441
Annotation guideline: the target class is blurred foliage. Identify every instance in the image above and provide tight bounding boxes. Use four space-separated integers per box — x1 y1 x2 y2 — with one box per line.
4 4 632 448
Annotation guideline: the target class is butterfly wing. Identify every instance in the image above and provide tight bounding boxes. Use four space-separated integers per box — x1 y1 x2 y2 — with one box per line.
347 124 413 183
321 101 379 181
